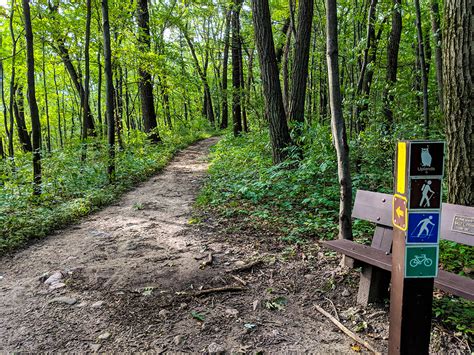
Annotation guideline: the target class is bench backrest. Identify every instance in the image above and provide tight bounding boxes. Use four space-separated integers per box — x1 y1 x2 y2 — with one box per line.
352 190 474 246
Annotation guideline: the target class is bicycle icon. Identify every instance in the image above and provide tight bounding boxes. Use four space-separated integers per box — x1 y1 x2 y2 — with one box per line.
409 254 433 267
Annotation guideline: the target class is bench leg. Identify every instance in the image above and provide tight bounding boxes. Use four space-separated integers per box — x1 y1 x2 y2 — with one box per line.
357 266 390 306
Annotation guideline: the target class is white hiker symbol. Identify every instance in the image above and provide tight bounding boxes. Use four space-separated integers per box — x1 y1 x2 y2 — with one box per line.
420 180 435 207
414 216 435 238
421 147 432 167
409 254 433 268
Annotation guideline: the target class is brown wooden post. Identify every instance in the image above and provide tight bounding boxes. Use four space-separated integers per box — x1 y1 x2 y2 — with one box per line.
389 141 445 354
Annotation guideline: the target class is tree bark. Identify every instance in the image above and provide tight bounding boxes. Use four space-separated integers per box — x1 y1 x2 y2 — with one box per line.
414 0 430 138
443 0 472 206
83 0 92 144
232 0 243 136
137 0 160 142
430 0 443 111
13 85 33 152
102 0 115 181
326 0 353 240
288 0 314 124
220 9 231 129
251 0 292 164
23 0 42 195
41 39 51 153
382 0 402 134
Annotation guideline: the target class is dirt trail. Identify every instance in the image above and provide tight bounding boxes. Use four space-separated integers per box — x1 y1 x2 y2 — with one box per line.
0 137 466 353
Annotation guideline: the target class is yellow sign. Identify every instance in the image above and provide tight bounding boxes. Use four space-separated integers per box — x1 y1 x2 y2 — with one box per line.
396 142 407 194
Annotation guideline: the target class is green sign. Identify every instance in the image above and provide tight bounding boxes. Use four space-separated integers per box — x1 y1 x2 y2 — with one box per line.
405 245 439 278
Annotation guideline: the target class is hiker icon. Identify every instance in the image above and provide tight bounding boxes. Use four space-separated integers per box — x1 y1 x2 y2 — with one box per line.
420 180 435 207
413 216 435 238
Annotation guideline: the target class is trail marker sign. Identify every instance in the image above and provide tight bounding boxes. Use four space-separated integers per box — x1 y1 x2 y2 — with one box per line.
406 212 440 244
409 142 445 177
405 245 439 278
393 194 408 231
409 178 442 209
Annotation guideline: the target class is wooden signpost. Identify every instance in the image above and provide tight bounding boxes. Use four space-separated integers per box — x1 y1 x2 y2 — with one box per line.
389 141 445 354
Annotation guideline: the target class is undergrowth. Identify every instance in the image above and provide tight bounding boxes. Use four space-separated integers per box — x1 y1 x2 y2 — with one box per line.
198 127 473 342
0 119 216 254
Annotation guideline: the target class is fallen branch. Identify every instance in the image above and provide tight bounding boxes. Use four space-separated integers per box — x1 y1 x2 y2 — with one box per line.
230 274 247 286
314 304 380 354
227 260 262 273
193 285 245 297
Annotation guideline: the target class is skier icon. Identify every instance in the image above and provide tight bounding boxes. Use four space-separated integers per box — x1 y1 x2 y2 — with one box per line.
413 216 435 238
420 180 435 207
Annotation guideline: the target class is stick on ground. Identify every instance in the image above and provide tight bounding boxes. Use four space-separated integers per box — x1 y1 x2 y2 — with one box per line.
193 285 245 297
227 259 262 273
314 304 380 354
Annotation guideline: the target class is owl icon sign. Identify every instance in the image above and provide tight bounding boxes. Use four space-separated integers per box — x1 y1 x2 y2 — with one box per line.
409 142 445 177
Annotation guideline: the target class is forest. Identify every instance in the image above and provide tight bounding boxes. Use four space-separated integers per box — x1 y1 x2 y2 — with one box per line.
0 0 472 352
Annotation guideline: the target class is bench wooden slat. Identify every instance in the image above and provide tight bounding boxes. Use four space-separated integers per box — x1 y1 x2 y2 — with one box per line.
435 270 474 301
323 239 474 301
440 203 474 245
323 239 391 271
351 190 392 226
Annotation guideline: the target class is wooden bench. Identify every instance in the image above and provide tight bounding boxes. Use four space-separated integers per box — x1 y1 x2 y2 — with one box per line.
323 190 474 305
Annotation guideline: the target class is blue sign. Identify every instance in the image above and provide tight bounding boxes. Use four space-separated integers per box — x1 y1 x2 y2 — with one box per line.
407 212 440 244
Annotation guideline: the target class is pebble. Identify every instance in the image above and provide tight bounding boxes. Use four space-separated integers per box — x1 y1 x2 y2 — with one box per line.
208 342 225 354
90 344 101 352
158 309 170 318
98 332 111 340
50 297 77 305
44 271 63 285
92 301 105 308
174 335 185 346
341 288 351 297
225 308 239 317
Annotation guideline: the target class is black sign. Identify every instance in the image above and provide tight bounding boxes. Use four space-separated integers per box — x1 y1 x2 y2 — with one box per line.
409 142 445 177
409 178 442 209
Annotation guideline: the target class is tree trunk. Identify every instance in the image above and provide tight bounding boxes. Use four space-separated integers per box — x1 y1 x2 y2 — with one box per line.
53 66 63 148
430 0 443 111
251 0 292 164
13 85 33 152
102 0 115 181
41 39 51 153
0 35 8 159
220 9 231 129
23 0 42 195
288 0 314 124
7 1 17 158
443 0 473 206
414 0 430 138
137 0 160 142
382 0 402 134
83 0 92 144
326 0 353 240
232 0 243 136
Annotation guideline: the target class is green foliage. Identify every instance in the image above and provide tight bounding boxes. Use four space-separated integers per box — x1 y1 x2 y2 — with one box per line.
0 119 215 254
432 297 474 343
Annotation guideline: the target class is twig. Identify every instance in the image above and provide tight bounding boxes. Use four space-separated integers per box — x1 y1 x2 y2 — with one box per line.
230 274 247 286
193 285 245 297
227 259 262 273
324 297 340 322
314 304 380 354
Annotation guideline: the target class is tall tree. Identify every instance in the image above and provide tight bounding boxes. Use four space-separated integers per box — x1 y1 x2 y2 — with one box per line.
83 0 92 144
251 0 292 164
430 0 443 110
382 0 402 134
220 8 231 129
288 0 314 125
443 0 472 206
326 0 352 240
137 0 160 142
102 0 115 180
232 0 243 136
23 0 42 195
414 0 430 138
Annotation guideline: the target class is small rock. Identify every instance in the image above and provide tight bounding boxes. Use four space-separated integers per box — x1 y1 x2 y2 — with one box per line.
341 288 351 297
179 303 187 310
225 308 239 317
50 297 77 305
76 302 88 307
208 342 225 354
91 301 105 308
49 282 66 290
234 260 246 267
174 335 185 346
304 274 316 280
44 271 63 285
158 309 171 318
98 332 111 340
90 344 101 352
